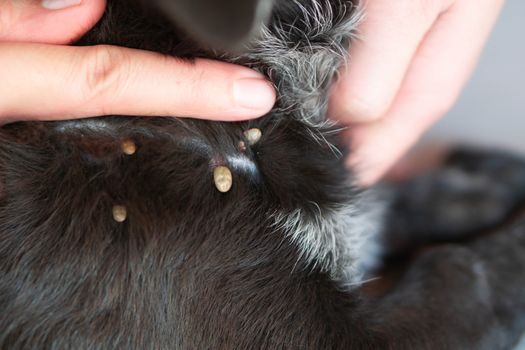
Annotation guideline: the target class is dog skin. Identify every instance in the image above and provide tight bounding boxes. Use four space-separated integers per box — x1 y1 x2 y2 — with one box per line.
1 0 525 349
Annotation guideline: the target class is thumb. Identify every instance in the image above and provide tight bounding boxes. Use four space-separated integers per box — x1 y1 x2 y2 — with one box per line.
0 0 106 44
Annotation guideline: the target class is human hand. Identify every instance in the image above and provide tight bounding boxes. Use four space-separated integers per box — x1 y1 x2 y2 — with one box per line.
329 0 504 186
0 0 275 123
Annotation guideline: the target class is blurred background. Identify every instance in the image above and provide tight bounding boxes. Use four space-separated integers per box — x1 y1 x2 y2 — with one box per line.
421 2 524 348
421 0 524 153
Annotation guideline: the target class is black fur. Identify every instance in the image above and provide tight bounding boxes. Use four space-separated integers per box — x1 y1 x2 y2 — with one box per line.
1 0 525 349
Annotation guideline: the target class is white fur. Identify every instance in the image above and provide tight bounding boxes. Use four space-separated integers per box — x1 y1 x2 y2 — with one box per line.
271 188 386 286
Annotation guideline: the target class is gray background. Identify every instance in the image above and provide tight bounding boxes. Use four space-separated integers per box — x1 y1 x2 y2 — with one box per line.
422 0 524 152
421 1 525 347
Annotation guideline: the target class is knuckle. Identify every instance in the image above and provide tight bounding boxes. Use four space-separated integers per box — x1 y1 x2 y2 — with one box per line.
82 45 128 104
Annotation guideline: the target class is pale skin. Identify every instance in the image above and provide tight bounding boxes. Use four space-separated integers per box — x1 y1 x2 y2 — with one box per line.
0 0 504 185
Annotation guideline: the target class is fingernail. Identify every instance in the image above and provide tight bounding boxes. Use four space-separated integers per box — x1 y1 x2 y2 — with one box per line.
41 0 82 10
233 78 276 111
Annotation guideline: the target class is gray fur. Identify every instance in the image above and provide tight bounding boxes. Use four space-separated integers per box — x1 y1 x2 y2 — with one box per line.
3 1 525 349
228 0 362 127
272 187 385 285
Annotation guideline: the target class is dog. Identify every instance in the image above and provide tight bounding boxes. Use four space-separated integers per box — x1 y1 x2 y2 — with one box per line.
1 0 525 348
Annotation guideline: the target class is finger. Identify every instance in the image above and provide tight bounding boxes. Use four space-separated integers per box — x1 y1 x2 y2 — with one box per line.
0 43 276 122
329 0 451 123
0 0 106 44
348 0 504 185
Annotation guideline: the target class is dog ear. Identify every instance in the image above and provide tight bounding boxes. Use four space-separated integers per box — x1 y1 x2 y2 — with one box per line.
155 0 274 50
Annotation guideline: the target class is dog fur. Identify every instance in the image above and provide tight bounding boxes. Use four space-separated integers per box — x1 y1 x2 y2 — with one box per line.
1 0 525 349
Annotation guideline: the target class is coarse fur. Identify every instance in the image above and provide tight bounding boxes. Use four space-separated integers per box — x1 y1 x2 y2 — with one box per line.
76 0 377 284
1 0 525 349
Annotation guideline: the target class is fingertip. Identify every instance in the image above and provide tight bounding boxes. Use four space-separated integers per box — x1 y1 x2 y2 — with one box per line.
345 138 385 187
347 159 382 187
231 78 276 119
344 121 414 187
347 147 396 187
181 59 276 120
